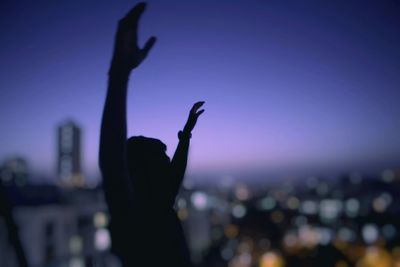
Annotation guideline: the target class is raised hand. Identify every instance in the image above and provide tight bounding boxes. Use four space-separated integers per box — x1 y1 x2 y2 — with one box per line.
183 101 205 134
109 2 156 75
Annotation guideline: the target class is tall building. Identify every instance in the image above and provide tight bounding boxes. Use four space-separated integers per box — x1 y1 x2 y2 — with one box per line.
57 120 84 187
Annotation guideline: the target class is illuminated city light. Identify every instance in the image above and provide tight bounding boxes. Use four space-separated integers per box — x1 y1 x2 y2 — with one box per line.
345 198 360 217
357 246 392 267
177 208 188 220
232 204 247 218
335 260 349 267
283 232 298 248
362 224 379 244
318 227 333 245
259 251 284 267
221 247 234 261
259 197 276 211
238 241 252 253
301 200 318 215
373 198 387 213
319 199 343 221
69 235 83 255
94 228 111 251
238 252 252 267
177 198 187 209
333 239 348 251
286 197 300 210
392 246 400 262
1 153 399 267
224 224 239 239
298 225 319 247
69 257 85 267
381 193 393 204
235 184 251 201
372 193 392 213
191 191 208 211
93 212 108 228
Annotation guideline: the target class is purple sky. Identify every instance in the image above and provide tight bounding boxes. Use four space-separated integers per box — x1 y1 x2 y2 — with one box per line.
1 0 400 182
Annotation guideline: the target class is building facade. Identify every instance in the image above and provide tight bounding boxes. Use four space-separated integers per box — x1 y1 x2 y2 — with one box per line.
57 121 84 187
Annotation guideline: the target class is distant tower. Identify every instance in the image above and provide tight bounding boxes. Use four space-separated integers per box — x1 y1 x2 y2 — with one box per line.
57 120 84 187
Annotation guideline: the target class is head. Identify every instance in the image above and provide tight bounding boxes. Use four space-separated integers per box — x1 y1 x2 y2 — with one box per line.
126 136 171 198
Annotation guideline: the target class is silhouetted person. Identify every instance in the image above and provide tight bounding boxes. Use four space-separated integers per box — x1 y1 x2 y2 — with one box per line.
99 3 204 267
0 182 29 267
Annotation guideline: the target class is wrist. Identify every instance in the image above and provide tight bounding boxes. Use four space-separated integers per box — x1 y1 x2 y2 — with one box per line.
108 64 131 79
178 130 192 140
108 69 130 84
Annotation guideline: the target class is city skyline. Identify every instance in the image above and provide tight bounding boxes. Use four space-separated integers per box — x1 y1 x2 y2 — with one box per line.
1 1 400 182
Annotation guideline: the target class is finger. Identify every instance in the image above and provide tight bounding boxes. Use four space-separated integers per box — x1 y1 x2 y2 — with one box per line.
191 101 205 113
120 2 147 29
141 36 157 58
195 109 205 117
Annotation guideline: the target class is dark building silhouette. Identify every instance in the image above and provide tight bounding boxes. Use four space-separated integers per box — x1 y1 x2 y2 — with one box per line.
0 157 29 186
57 120 84 187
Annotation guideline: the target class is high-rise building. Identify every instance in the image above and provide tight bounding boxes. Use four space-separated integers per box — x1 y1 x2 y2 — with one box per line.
57 120 84 187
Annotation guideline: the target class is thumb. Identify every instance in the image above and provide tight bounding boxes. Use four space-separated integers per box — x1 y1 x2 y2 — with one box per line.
141 36 157 58
196 109 205 117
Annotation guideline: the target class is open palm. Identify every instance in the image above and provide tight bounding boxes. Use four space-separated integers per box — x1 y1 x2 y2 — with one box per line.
110 2 156 75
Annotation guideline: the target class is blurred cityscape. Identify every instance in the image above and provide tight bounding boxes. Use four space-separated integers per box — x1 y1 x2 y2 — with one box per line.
1 120 400 267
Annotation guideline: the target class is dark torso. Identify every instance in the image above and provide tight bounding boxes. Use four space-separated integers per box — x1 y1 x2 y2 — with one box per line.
109 205 192 267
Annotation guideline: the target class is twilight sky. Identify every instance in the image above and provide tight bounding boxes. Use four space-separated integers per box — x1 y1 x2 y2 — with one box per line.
1 0 399 182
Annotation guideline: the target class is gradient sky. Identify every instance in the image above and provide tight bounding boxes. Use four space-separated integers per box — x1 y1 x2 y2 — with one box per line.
1 0 399 182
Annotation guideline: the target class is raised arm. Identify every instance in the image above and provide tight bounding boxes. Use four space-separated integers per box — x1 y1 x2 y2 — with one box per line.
169 102 205 200
99 3 156 212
